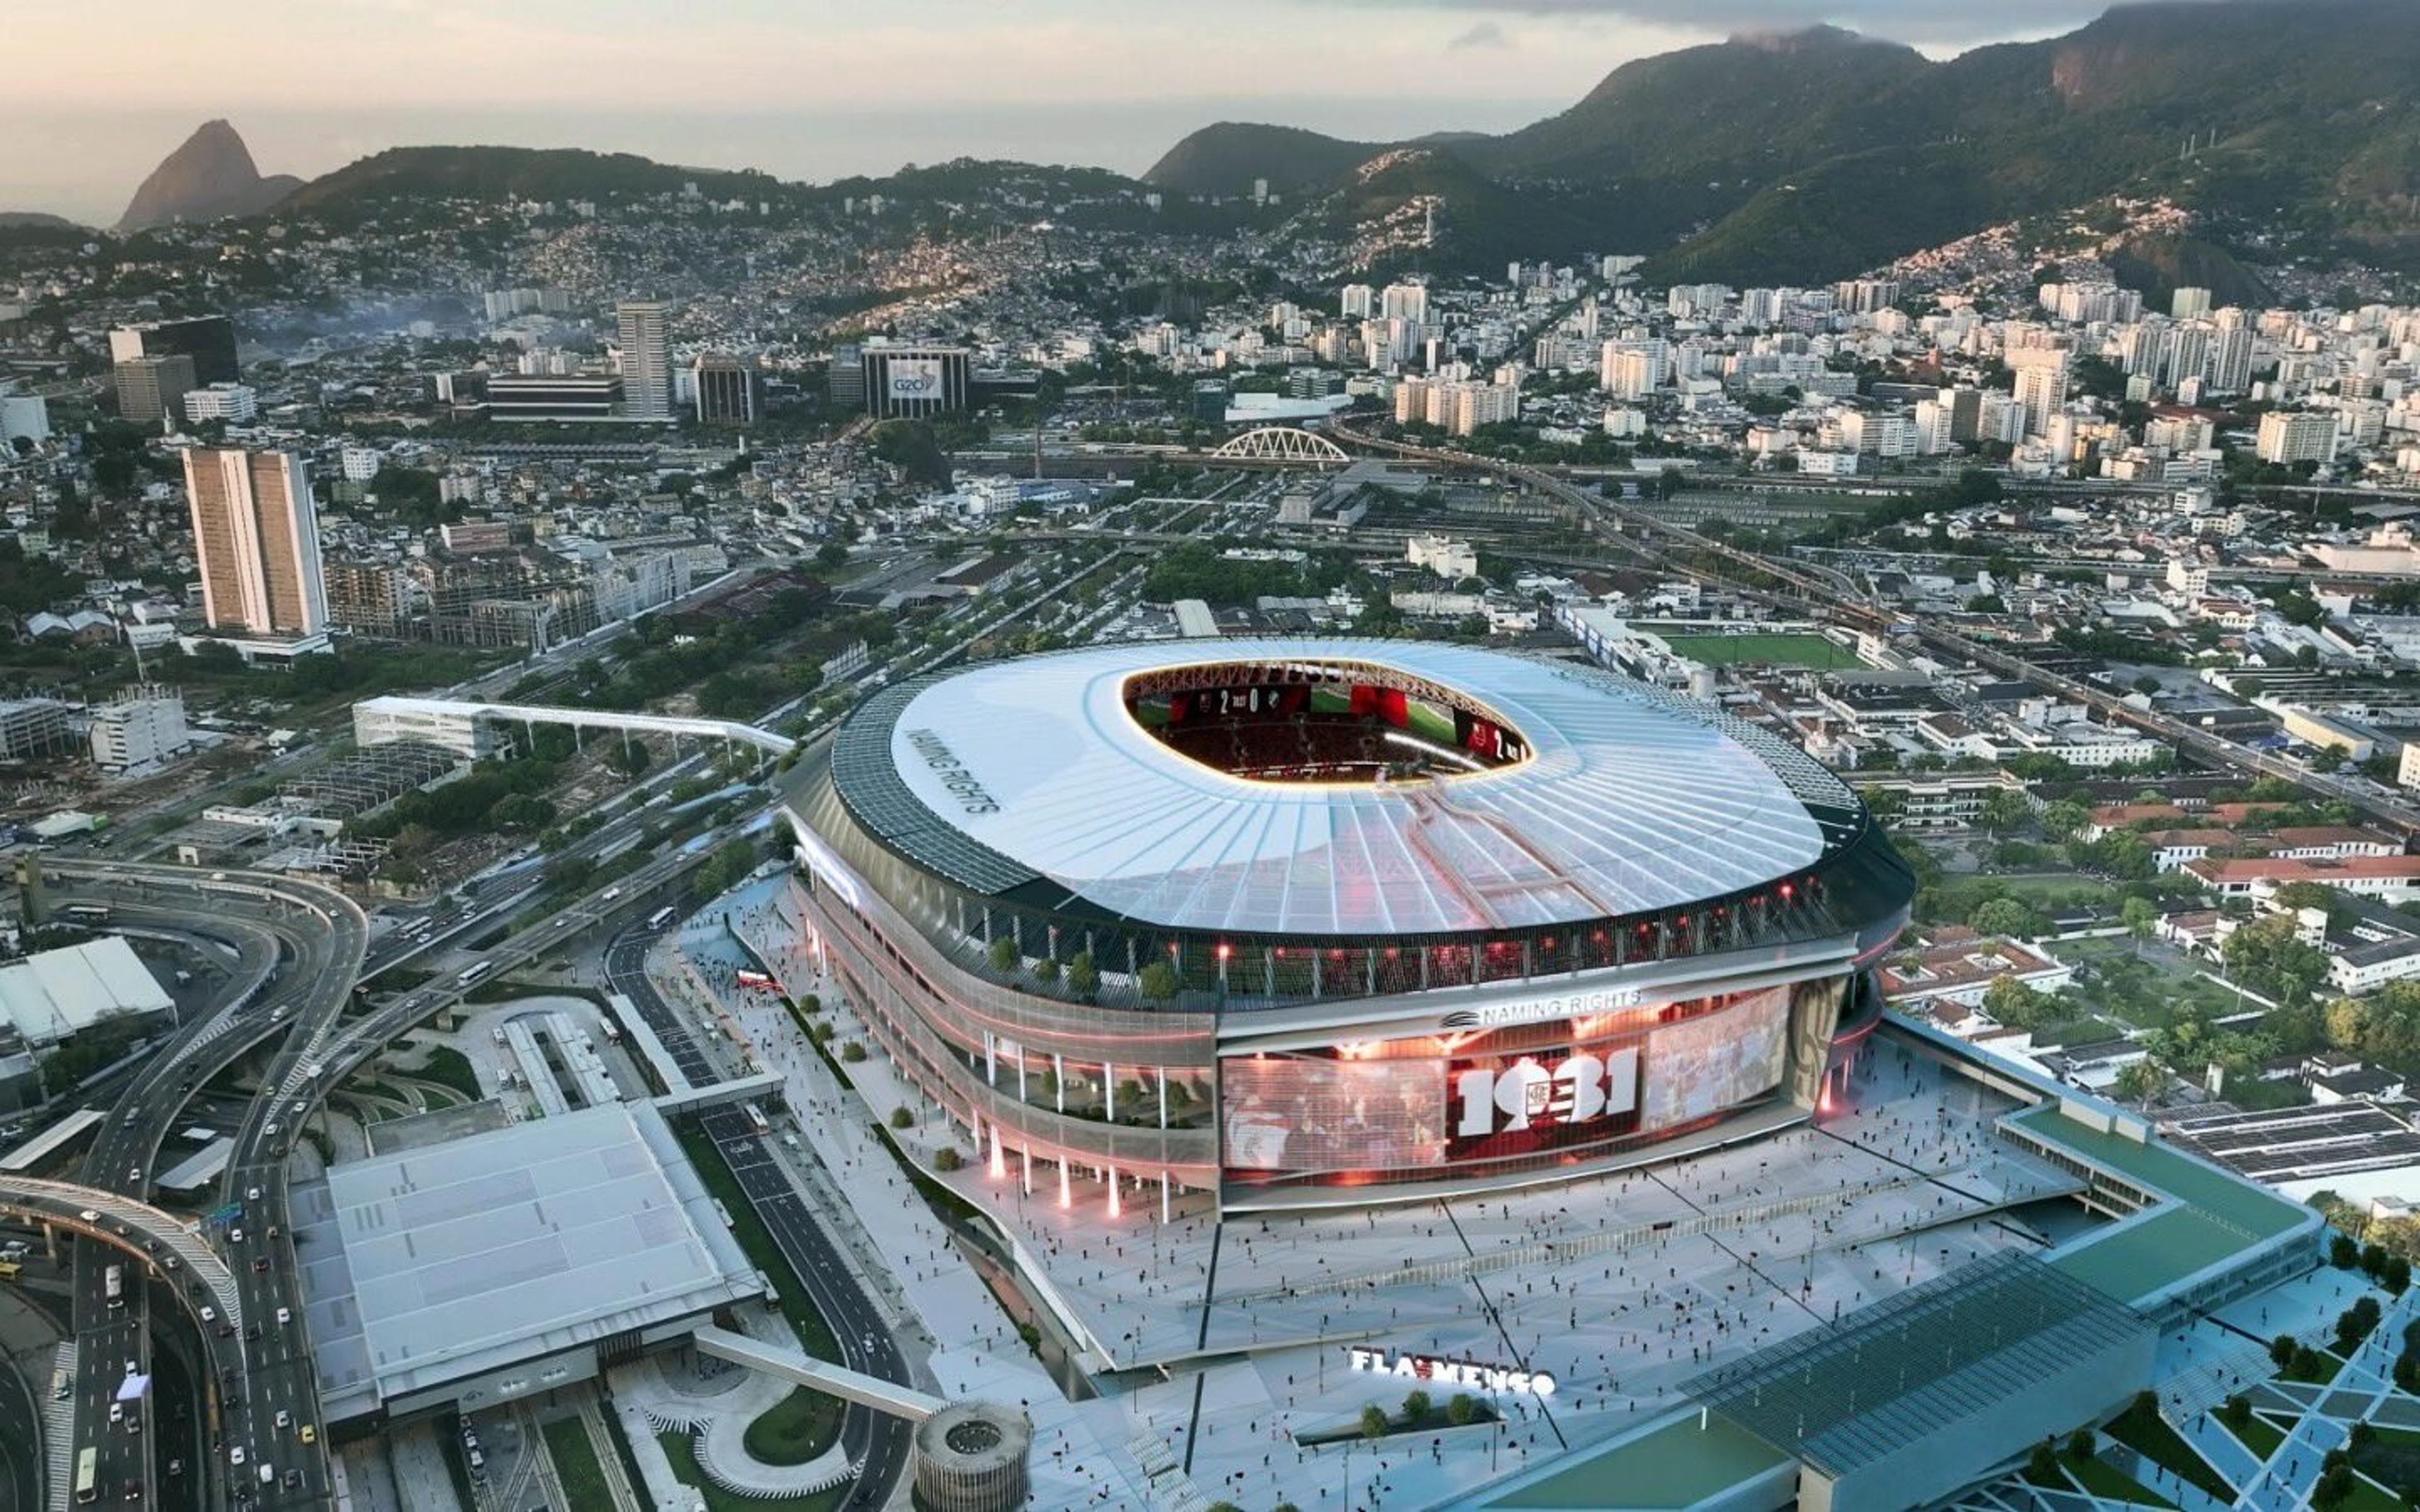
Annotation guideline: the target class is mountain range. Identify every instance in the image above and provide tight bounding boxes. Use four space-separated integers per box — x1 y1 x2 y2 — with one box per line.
1148 0 2420 284
79 0 2420 287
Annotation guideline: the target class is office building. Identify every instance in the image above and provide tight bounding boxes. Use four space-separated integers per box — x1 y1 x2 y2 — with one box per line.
485 374 621 421
88 687 192 774
615 301 673 420
114 353 195 425
0 698 74 762
183 447 328 638
692 353 762 425
182 382 258 424
860 345 972 418
2257 410 2339 466
108 315 238 386
325 562 409 636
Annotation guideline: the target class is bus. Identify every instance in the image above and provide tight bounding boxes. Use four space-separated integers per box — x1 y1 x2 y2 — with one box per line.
745 1104 770 1136
598 1018 621 1045
455 961 494 989
74 1446 97 1504
62 903 110 926
646 907 676 931
735 968 777 991
103 1264 124 1307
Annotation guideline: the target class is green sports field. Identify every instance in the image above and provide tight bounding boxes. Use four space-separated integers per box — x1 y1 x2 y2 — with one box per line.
1657 633 1864 670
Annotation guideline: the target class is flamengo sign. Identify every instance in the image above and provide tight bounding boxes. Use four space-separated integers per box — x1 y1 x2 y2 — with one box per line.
1347 1347 1557 1398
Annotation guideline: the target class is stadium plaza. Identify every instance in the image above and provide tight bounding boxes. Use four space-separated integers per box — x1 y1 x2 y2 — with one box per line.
732 641 2327 1509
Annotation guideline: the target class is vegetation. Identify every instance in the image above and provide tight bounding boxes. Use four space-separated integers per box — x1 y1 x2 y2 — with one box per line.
540 1416 614 1511
743 1387 844 1467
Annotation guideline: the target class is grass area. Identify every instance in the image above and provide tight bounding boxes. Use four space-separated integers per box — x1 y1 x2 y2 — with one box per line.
2064 1452 2175 1508
655 1430 844 1512
2109 1397 2233 1502
743 1387 844 1467
542 1416 613 1509
1658 631 1864 670
2279 1348 2348 1386
670 1118 841 1364
2351 1423 2420 1501
2034 1016 2121 1047
2339 1471 2409 1511
2230 1411 2289 1460
416 1046 483 1101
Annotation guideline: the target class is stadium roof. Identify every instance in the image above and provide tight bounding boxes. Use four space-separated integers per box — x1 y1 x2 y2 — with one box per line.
0 936 173 1048
306 1100 759 1412
835 639 1860 936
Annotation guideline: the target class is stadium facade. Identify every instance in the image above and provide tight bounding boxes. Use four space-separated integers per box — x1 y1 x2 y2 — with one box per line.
784 640 1914 1213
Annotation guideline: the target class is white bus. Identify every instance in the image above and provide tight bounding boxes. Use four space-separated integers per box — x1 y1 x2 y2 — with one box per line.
455 961 494 989
646 906 676 931
103 1264 124 1307
745 1104 770 1136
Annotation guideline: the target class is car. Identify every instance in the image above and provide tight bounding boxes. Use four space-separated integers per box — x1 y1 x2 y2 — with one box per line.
258 1464 275 1486
245 1322 261 1340
251 1257 268 1273
164 1256 178 1271
282 1470 301 1490
246 1186 260 1202
109 1402 123 1423
124 1358 137 1375
276 1307 291 1326
230 1227 244 1244
298 1424 315 1445
127 1166 141 1184
168 1458 182 1477
229 1446 246 1468
274 1409 290 1429
290 1099 304 1115
200 1306 217 1324
267 1223 280 1239
78 1209 99 1223
264 1122 279 1137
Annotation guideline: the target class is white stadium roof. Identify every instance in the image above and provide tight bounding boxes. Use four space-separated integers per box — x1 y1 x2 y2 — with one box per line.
856 639 1852 936
0 936 174 1048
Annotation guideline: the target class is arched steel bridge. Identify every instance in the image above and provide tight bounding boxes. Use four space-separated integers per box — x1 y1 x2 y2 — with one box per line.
1210 426 1349 464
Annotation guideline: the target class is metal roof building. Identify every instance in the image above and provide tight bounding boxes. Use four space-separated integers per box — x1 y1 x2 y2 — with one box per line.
0 936 175 1050
296 1099 762 1422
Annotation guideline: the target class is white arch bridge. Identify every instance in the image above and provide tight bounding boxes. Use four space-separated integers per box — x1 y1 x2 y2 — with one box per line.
1210 427 1349 463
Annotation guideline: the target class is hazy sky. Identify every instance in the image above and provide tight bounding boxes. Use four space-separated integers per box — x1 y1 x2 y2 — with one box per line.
5 0 2130 224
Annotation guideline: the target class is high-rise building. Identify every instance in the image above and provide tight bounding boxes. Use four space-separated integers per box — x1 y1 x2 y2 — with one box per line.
108 316 238 386
616 301 673 420
2256 410 2338 466
2172 287 2213 320
114 353 195 425
860 345 971 418
183 448 327 638
2008 350 2071 438
1339 284 1374 320
1380 282 1427 325
692 353 762 425
182 382 257 423
2208 326 2256 394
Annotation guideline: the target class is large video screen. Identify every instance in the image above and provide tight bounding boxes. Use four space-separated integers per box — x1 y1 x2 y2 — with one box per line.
1221 985 1794 1176
1640 986 1789 1133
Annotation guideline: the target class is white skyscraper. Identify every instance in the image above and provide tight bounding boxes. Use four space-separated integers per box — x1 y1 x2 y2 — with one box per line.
2009 350 2071 438
1340 284 1375 319
183 448 327 638
1380 282 1428 325
616 299 673 420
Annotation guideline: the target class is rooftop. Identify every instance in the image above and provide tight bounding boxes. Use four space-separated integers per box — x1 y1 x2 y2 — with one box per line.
0 935 173 1047
299 1099 760 1416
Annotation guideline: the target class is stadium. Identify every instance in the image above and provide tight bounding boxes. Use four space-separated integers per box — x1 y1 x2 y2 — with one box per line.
783 639 1915 1213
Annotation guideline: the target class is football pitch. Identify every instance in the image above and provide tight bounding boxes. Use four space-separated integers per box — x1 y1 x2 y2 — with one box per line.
1657 633 1864 670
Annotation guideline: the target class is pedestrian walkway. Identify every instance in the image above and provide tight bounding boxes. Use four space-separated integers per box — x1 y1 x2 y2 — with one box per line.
40 1341 71 1512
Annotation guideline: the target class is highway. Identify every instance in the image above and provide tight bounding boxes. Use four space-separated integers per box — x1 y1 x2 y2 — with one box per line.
604 925 913 1511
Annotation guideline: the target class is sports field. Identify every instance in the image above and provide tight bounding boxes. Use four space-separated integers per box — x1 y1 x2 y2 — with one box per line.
1657 633 1864 670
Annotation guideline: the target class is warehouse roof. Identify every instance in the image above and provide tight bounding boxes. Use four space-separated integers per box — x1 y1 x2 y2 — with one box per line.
0 936 173 1047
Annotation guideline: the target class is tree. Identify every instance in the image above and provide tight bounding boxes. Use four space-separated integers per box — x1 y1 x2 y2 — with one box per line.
1138 961 1177 1000
1971 897 2044 941
2027 1439 2061 1484
988 936 1020 972
2114 1058 2168 1106
1983 975 2050 1030
1067 952 1098 997
889 1106 913 1130
2221 1394 2252 1430
933 1146 963 1172
1976 788 2031 837
1359 1405 1390 1443
2039 800 2090 843
2066 1428 2094 1460
2272 1334 2300 1369
1445 1394 1481 1427
1402 1390 1432 1423
2121 895 2160 955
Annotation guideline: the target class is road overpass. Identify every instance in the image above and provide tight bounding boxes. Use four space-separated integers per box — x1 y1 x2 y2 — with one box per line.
354 694 799 760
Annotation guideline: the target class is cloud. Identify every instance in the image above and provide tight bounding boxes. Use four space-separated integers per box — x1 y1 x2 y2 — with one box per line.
1311 0 2203 49
1448 19 1512 48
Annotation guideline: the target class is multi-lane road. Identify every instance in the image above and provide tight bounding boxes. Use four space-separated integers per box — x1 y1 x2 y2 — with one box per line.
603 925 913 1510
